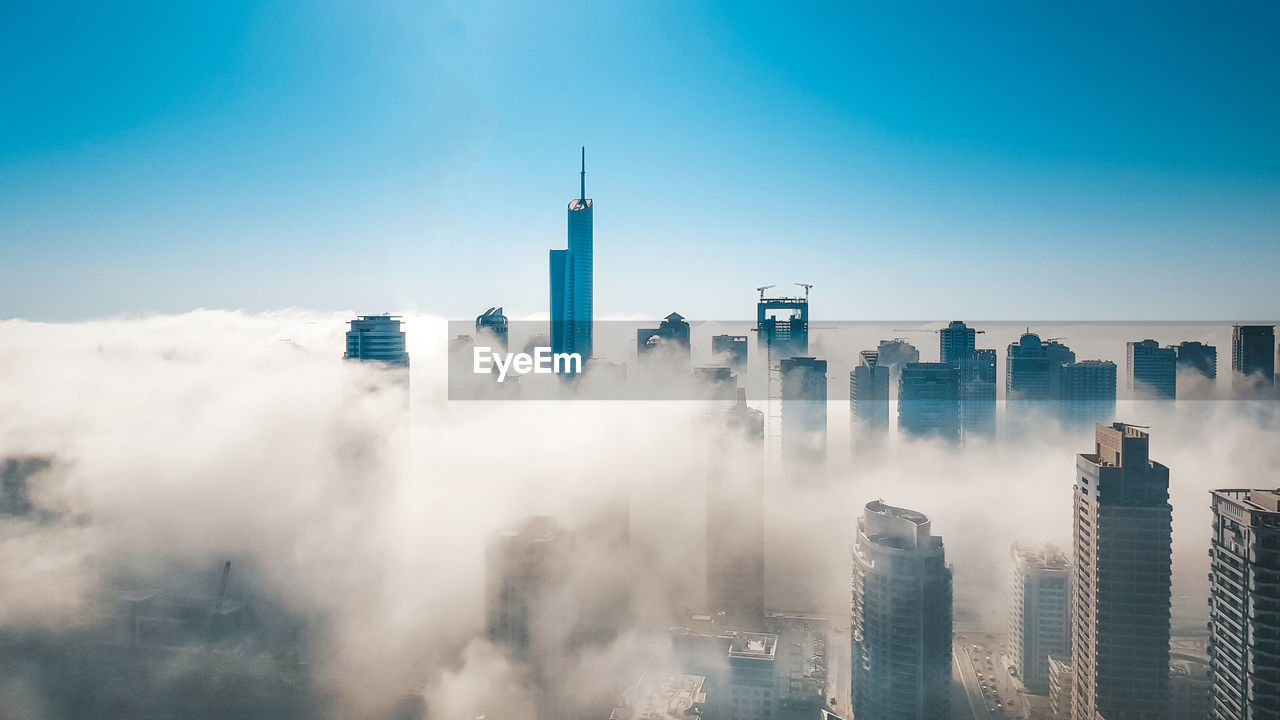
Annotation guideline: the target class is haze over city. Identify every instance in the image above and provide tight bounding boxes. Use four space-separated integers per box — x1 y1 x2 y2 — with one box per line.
3 3 1280 720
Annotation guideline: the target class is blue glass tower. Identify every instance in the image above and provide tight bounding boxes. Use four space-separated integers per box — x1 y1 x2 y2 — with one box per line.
550 147 593 362
343 314 409 367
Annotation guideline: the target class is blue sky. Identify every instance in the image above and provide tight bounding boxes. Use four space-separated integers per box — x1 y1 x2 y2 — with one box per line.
2 1 1278 321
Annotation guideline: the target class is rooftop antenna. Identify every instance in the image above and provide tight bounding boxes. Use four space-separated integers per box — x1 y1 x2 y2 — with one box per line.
795 282 813 301
580 146 586 202
756 285 775 301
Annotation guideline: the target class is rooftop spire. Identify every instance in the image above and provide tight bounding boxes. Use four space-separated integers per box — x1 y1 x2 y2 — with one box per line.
579 146 586 202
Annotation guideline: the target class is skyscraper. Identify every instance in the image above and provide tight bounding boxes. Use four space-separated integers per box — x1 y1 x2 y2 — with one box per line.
550 148 594 362
780 357 826 463
1059 360 1117 429
711 334 748 371
756 291 808 360
706 393 765 626
898 362 960 442
343 314 409 367
485 515 573 661
1010 543 1072 695
1208 488 1280 720
476 306 509 351
939 320 977 365
941 322 996 441
960 347 998 439
1176 341 1217 381
1232 325 1276 389
1127 339 1177 399
1072 424 1172 720
851 500 952 720
849 350 890 437
876 338 920 379
1007 332 1074 401
637 312 692 377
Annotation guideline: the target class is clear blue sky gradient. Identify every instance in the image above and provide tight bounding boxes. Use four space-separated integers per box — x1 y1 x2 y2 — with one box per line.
2 2 1278 321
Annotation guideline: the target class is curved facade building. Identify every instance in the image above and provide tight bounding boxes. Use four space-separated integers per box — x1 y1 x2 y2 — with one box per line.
851 500 953 720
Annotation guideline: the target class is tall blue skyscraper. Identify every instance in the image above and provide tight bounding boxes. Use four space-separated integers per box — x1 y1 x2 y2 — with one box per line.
1175 341 1217 381
939 320 977 365
1059 360 1117 428
343 314 409 367
850 350 890 437
940 321 995 440
780 356 827 463
550 148 594 362
1126 339 1177 400
898 362 960 442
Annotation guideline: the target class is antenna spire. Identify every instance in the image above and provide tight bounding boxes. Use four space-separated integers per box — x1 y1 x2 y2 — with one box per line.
579 146 586 202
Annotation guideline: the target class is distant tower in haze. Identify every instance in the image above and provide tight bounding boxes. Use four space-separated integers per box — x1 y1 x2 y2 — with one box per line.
344 314 409 367
1072 423 1172 720
637 312 692 377
1232 325 1275 390
1175 341 1217 381
898 362 960 442
876 338 920 379
550 148 594 362
712 334 748 371
476 306 509 351
779 356 826 463
1059 360 1116 428
1208 489 1280 720
1127 339 1177 399
485 516 573 660
939 320 976 365
940 322 995 440
851 500 952 720
1010 543 1072 694
850 350 890 437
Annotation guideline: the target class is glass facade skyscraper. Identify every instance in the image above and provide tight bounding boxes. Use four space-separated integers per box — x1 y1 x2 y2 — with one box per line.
550 148 593 362
343 314 409 367
1127 339 1177 399
898 362 960 442
1072 423 1172 720
851 500 952 720
1232 325 1275 389
1208 489 1280 719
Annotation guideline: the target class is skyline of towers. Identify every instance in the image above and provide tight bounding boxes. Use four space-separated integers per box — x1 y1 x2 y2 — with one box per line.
850 500 953 720
1128 338 1178 399
1072 423 1172 720
1010 543 1072 695
1208 488 1280 719
550 147 594 362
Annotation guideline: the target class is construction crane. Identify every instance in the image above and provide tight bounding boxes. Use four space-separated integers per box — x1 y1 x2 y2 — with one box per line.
214 561 231 613
795 282 813 300
756 285 776 300
891 327 987 335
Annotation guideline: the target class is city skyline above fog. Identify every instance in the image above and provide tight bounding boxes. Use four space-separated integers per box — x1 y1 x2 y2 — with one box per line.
3 3 1280 322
